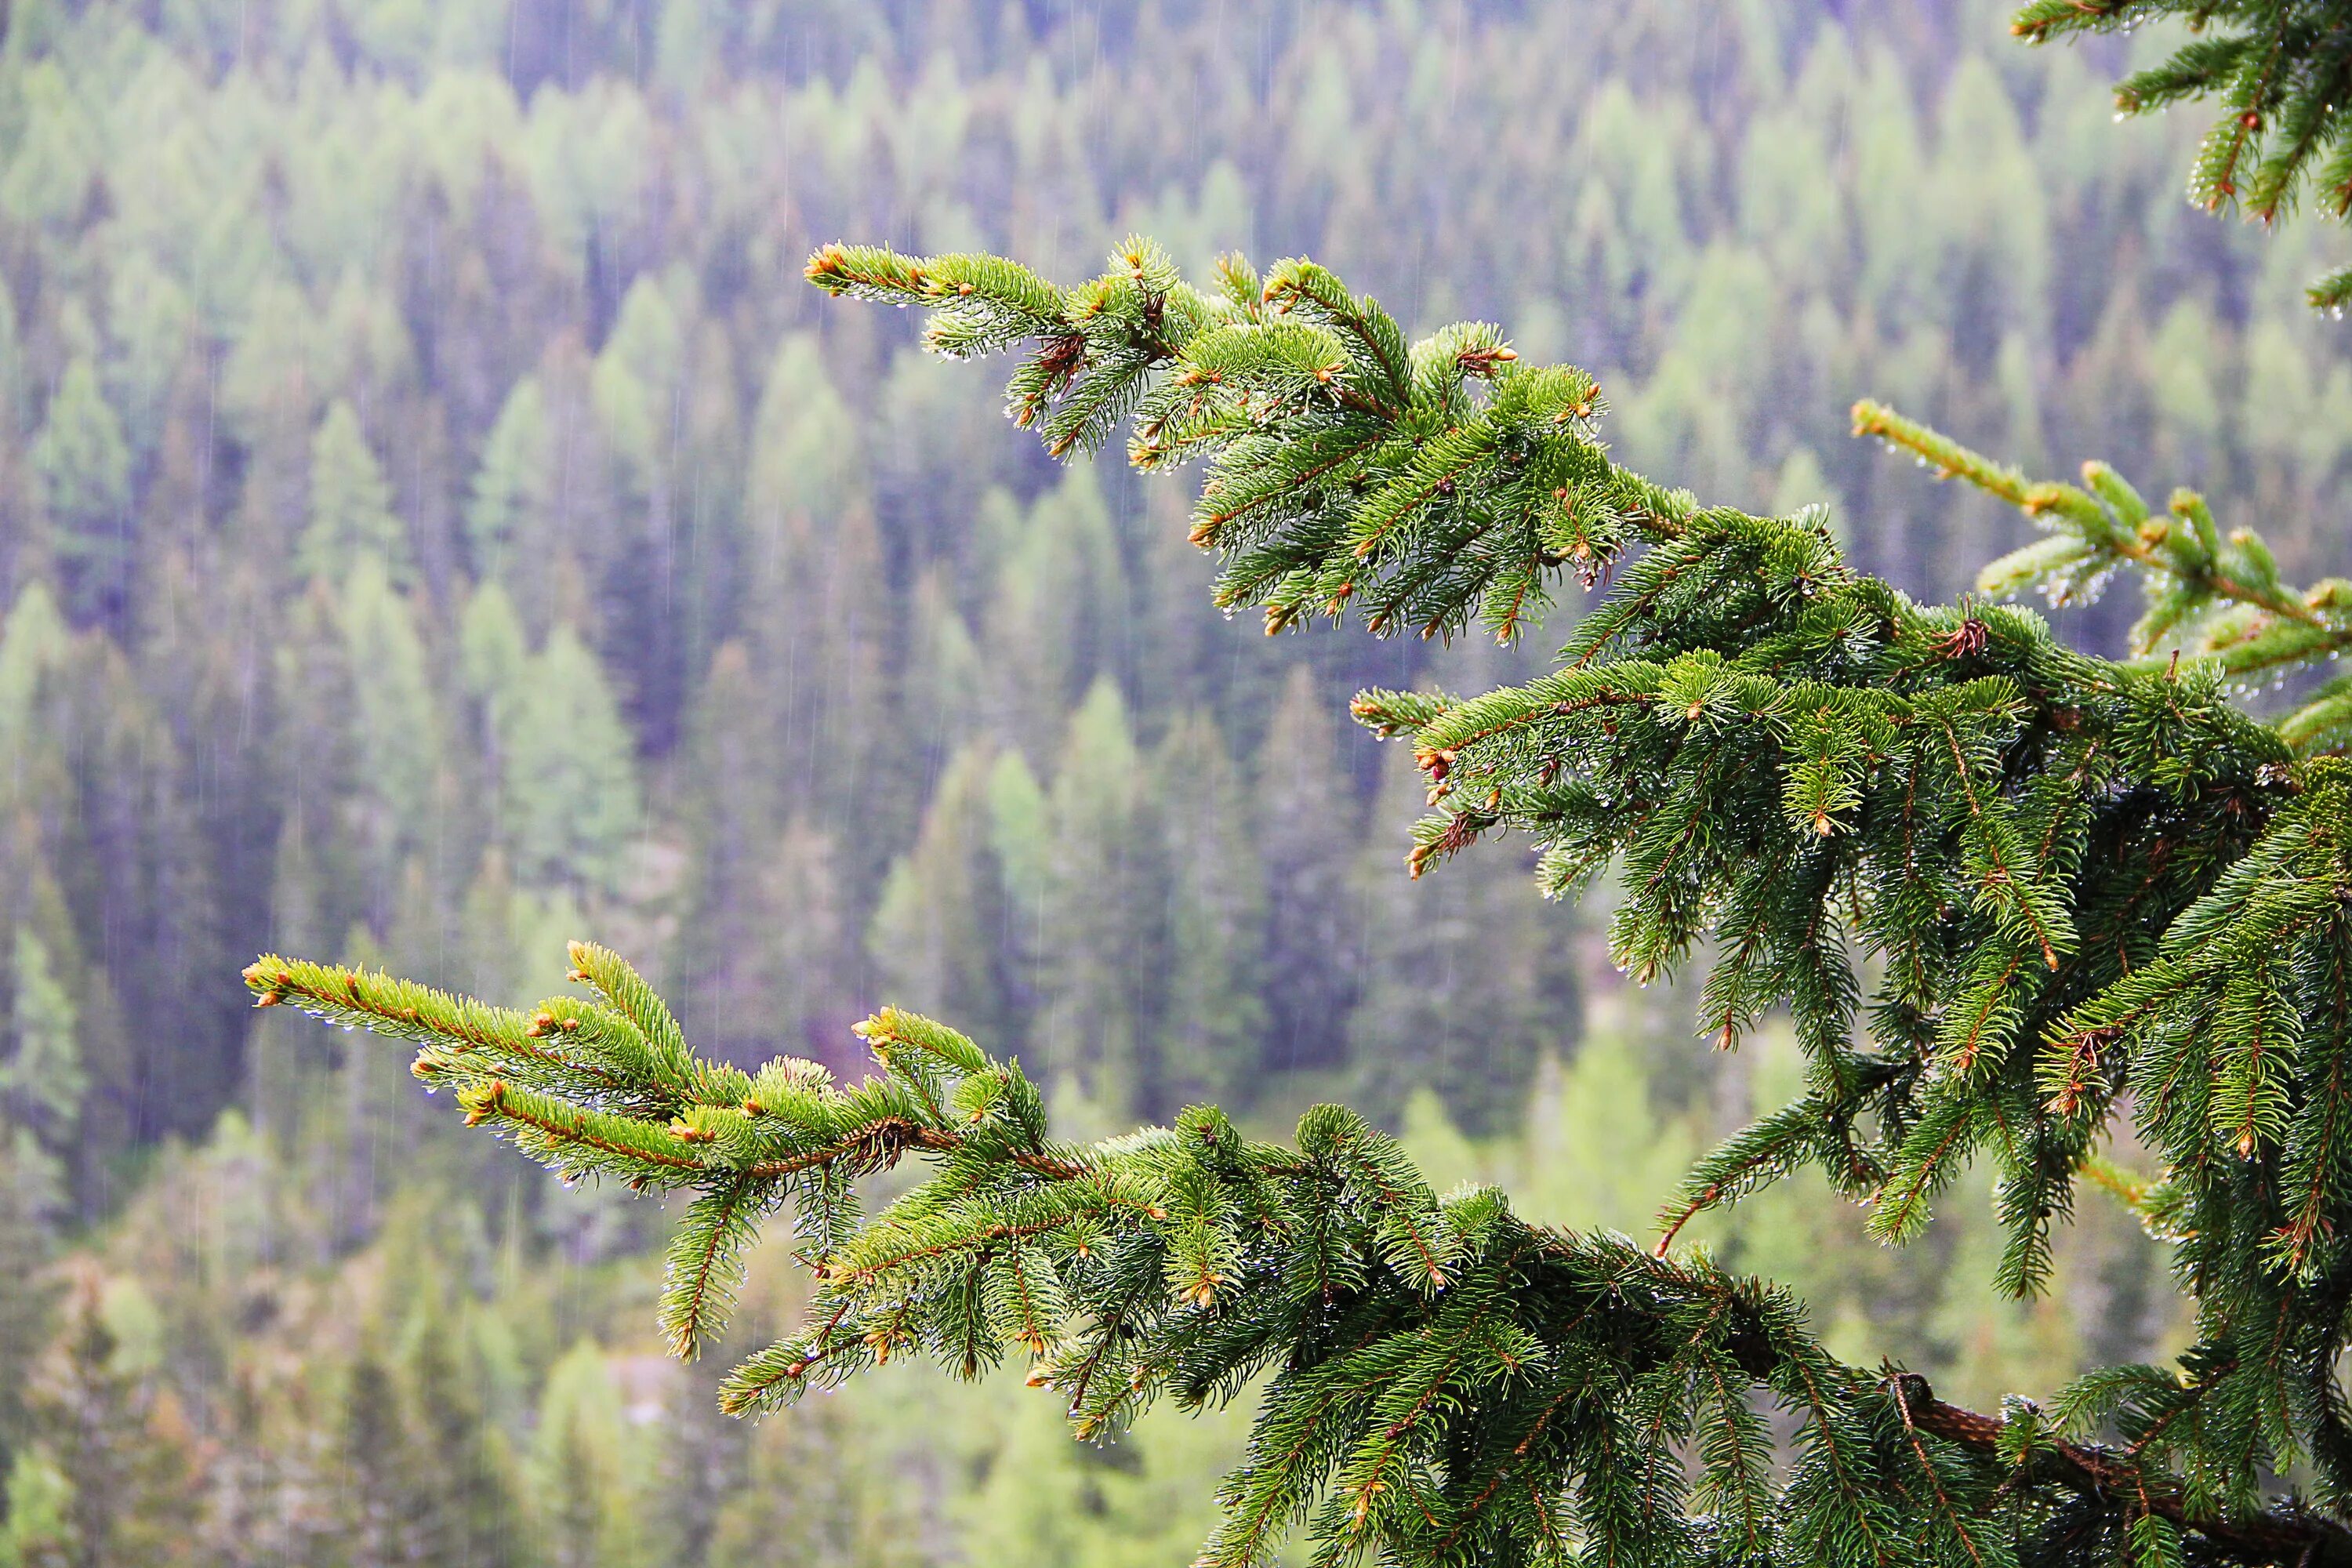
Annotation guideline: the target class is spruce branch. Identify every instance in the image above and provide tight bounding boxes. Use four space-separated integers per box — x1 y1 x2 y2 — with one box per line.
251 939 2352 1563
2009 0 2352 310
249 240 2352 1563
1856 398 2352 751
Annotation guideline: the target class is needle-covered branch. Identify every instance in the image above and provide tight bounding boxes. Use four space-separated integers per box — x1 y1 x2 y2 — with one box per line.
242 949 2352 1567
810 237 1670 646
2009 0 2352 310
1855 398 2352 752
252 239 2352 1564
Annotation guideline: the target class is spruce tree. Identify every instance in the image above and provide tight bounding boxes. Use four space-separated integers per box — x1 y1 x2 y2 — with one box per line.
466 378 557 590
1152 708 1269 1112
29 358 131 617
19 1273 201 1568
1256 666 1364 1075
298 401 410 586
247 19 2352 1567
867 742 1022 1054
498 625 643 896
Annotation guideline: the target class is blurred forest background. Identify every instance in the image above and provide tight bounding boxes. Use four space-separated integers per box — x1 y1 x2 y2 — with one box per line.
0 0 2347 1562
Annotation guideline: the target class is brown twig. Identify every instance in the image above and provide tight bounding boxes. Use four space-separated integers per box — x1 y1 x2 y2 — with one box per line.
1895 1373 2352 1566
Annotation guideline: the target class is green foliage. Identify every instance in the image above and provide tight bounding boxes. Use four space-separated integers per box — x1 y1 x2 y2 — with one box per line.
497 626 644 895
1036 680 1159 1113
28 358 129 610
1152 710 1269 1111
466 379 555 586
1857 397 2352 750
6 0 2352 1559
5 929 81 1143
867 743 1022 1051
532 1341 650 1568
299 401 411 586
2011 0 2352 308
1348 749 1577 1137
261 223 2352 1562
11 0 2352 1198
12 1272 202 1568
339 557 445 860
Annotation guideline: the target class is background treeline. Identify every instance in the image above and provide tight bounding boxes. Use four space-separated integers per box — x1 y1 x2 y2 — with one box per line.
0 0 2343 1561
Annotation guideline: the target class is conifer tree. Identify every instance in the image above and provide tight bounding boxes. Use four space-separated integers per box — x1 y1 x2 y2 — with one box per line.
1348 747 1576 1138
867 742 1021 1054
532 1342 646 1568
1036 678 1163 1114
335 1351 418 1568
19 1273 201 1568
29 358 130 617
1255 666 1363 1075
498 625 642 895
466 377 557 590
249 20 2352 1568
299 401 410 586
403 1327 528 1568
1152 709 1268 1111
4 926 83 1199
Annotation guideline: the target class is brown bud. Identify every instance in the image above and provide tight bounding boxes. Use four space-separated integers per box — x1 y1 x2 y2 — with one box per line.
462 1081 506 1127
253 991 282 1008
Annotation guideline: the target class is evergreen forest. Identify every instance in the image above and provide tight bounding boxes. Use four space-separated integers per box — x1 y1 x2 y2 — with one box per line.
5 0 2352 1562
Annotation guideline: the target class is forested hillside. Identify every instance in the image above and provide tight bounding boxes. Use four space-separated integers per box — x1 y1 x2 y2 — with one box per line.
0 0 2345 1562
